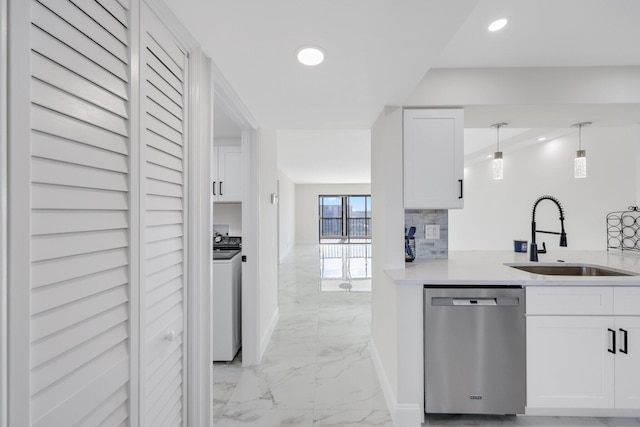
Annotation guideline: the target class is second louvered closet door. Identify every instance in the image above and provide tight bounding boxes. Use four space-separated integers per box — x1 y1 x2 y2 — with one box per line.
140 5 188 427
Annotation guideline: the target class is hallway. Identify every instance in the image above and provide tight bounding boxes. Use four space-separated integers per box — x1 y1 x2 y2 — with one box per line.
212 244 391 426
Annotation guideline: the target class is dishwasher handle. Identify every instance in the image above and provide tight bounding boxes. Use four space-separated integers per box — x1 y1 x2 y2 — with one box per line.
432 297 520 307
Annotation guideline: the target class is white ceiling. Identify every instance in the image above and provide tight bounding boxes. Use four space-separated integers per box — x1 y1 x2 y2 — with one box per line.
168 0 640 184
278 130 371 184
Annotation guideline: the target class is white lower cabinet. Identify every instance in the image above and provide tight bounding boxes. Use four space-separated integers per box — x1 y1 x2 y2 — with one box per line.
527 316 615 408
614 316 640 409
527 286 640 412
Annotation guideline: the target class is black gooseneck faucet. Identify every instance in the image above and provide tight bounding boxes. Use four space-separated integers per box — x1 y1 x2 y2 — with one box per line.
530 195 567 262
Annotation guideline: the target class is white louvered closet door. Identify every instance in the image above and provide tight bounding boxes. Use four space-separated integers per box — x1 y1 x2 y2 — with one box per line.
140 5 188 426
26 0 132 425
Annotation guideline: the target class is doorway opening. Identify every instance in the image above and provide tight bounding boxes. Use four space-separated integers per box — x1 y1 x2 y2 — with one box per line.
318 195 371 244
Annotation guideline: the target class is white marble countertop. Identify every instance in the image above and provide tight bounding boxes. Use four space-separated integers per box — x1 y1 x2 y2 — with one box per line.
386 250 640 286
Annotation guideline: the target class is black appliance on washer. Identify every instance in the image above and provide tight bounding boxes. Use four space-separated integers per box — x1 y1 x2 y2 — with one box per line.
213 236 242 260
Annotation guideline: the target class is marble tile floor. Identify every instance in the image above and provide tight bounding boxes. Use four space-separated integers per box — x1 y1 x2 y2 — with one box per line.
213 244 640 427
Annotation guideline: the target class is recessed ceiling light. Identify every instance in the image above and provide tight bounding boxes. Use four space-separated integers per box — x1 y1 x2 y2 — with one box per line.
296 47 325 66
537 137 548 142
488 18 508 32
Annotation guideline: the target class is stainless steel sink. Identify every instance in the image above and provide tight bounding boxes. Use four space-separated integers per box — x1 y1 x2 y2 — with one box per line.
506 263 636 276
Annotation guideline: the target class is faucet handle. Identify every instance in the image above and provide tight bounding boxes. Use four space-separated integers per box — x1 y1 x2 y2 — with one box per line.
538 242 547 254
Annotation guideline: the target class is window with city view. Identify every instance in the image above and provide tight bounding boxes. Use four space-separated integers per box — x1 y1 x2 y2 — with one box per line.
319 195 371 243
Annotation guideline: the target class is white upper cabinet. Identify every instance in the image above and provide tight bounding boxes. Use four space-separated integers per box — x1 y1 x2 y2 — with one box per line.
403 108 464 209
212 145 242 202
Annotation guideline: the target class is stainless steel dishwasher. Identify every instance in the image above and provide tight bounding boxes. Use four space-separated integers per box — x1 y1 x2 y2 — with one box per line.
424 286 526 415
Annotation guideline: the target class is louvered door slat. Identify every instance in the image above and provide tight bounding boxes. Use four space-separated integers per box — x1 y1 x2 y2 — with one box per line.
31 157 128 191
146 81 182 118
146 264 183 292
147 115 184 147
75 385 128 426
32 107 128 155
98 0 129 26
32 210 129 234
70 0 128 45
31 79 128 136
32 1 128 80
145 23 185 71
31 357 129 427
147 162 183 185
31 248 128 289
31 184 128 210
147 211 183 227
37 0 128 63
31 324 128 394
31 285 128 340
31 305 128 367
142 7 187 424
32 266 128 315
31 54 128 117
146 96 182 132
32 132 128 173
31 26 128 99
146 70 183 108
145 45 182 93
31 229 128 261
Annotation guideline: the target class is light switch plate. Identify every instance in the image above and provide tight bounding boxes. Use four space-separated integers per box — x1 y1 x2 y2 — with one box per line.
425 224 440 240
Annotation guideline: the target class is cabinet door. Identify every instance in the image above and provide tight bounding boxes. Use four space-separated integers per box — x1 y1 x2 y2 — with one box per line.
614 316 640 409
217 146 242 202
527 316 615 409
403 108 463 209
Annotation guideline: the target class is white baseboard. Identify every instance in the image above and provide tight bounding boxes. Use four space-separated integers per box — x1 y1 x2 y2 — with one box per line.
259 307 280 362
369 339 397 423
370 339 423 427
394 404 423 427
526 407 640 417
278 245 292 264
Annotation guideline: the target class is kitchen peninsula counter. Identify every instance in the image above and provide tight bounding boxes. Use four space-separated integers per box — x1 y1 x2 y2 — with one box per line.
386 250 640 286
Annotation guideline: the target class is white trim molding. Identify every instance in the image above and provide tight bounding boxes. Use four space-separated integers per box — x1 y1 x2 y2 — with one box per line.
260 308 280 359
211 62 261 366
369 339 397 424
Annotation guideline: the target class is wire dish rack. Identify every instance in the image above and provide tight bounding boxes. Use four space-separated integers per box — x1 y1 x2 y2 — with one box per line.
607 206 640 252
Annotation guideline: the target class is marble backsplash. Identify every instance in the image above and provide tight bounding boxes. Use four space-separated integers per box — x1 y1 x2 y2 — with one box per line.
405 209 448 260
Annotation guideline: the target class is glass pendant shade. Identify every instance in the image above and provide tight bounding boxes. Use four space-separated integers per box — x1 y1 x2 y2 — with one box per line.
493 151 503 180
490 123 507 180
572 122 590 179
574 149 587 178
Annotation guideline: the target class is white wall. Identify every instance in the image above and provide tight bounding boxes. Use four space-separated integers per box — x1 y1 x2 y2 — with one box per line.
212 202 242 236
295 183 371 244
449 125 640 250
277 170 295 262
406 66 640 107
370 107 404 421
257 128 280 359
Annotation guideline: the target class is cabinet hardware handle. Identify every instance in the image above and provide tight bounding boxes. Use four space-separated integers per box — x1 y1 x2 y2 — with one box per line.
620 328 628 354
220 181 223 196
213 181 217 196
608 328 616 354
458 179 463 199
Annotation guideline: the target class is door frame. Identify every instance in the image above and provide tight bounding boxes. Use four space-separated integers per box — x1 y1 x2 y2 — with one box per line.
211 62 260 366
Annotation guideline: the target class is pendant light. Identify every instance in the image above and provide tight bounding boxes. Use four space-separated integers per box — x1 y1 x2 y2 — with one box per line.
572 122 591 179
491 123 507 180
